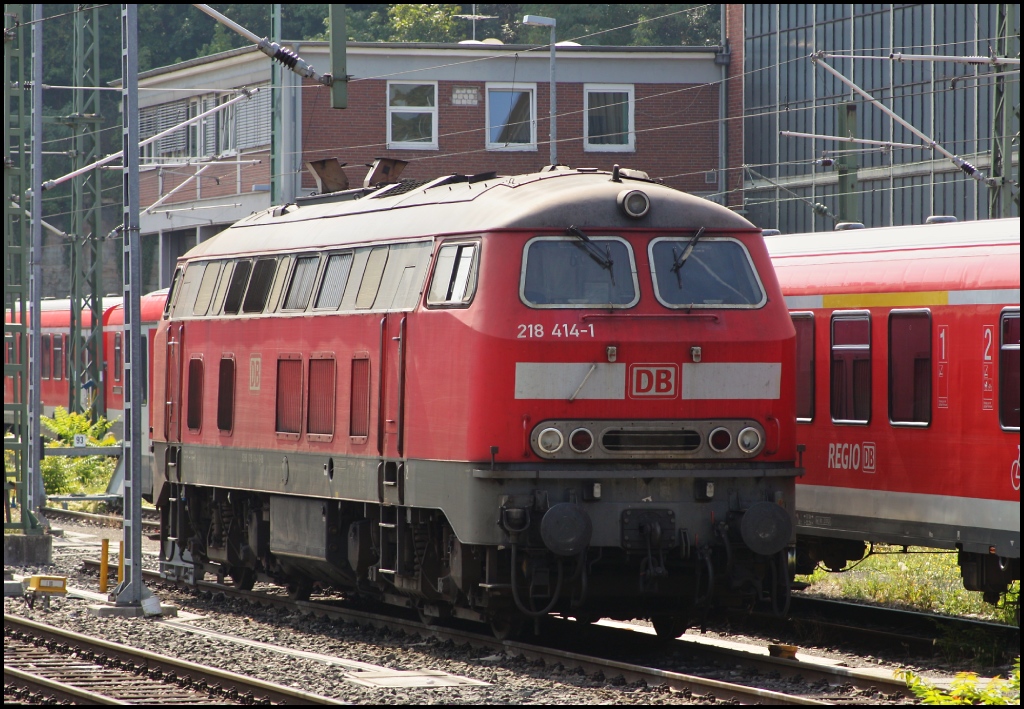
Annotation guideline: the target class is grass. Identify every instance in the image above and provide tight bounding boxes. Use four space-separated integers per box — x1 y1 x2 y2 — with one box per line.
796 544 1020 626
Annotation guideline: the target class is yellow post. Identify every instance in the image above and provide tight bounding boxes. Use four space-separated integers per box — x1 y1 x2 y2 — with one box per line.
100 538 109 593
118 540 124 584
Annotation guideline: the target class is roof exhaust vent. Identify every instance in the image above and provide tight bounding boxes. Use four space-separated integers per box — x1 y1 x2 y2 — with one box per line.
363 158 408 188
834 222 865 231
925 215 957 224
305 158 349 194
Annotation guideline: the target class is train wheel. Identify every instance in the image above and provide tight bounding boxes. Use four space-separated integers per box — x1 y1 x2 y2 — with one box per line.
651 614 688 641
489 613 524 641
287 579 313 602
229 566 256 591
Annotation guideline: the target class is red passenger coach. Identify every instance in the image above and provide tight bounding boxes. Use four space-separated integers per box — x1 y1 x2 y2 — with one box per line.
154 166 801 636
766 218 1020 602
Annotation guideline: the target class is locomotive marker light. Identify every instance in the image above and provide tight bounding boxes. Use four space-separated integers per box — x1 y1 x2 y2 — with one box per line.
617 189 651 218
537 427 564 454
737 427 763 455
568 428 594 453
709 427 732 452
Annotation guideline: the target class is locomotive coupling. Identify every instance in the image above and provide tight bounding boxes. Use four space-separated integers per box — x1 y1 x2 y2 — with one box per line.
739 501 793 556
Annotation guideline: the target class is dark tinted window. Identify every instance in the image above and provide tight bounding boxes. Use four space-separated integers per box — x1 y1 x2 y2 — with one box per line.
242 258 277 313
831 314 871 423
889 312 931 424
793 315 814 420
1000 310 1020 430
650 237 764 307
522 237 636 307
217 357 235 432
222 261 252 315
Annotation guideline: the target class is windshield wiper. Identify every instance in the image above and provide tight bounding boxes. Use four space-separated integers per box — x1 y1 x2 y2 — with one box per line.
671 226 705 287
566 225 614 272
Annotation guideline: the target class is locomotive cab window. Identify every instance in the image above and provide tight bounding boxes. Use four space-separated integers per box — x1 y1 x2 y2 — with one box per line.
521 236 638 308
164 267 182 318
192 261 224 316
831 312 871 424
428 242 478 306
791 313 814 421
889 310 931 426
649 236 765 308
1000 309 1020 431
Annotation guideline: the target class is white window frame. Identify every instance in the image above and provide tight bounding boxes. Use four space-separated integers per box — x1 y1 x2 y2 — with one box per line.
485 82 537 151
386 80 438 150
584 83 635 152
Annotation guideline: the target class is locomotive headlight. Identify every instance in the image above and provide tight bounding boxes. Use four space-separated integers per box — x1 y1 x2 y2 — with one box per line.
737 427 763 454
617 189 651 219
709 427 732 452
537 427 565 454
569 428 594 453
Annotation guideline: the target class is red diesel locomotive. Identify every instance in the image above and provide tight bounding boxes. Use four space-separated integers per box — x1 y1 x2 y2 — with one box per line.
148 166 801 636
766 218 1020 602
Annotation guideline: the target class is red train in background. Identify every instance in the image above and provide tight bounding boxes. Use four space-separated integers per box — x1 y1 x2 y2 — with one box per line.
765 217 1020 602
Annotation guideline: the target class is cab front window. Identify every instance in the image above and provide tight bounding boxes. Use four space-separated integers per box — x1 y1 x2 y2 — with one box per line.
649 236 765 308
521 235 638 308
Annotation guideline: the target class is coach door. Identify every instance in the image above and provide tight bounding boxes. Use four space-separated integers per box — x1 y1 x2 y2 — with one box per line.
378 313 407 503
164 322 184 444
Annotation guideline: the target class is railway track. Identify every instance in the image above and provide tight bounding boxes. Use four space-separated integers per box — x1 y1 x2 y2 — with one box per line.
79 559 910 703
4 614 345 705
44 506 160 533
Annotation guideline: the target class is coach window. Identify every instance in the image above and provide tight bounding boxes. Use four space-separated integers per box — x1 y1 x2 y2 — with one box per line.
831 312 871 424
242 258 278 313
192 261 223 316
282 255 320 311
314 253 354 310
387 82 438 149
486 83 537 150
584 84 635 152
114 333 122 382
889 310 931 426
222 260 253 315
522 236 638 308
1000 309 1020 431
428 242 478 306
53 334 64 380
791 313 814 421
276 355 303 438
217 356 235 433
649 237 765 308
186 356 204 433
41 335 51 380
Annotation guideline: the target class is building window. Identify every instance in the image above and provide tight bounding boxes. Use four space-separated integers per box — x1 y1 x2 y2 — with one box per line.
889 311 931 425
792 314 814 421
186 357 204 432
584 84 634 151
486 83 536 150
217 356 235 433
831 312 871 423
1000 309 1020 430
387 82 438 149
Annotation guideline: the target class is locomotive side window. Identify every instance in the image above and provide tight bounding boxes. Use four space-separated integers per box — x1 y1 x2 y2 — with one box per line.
521 236 638 308
355 247 389 309
172 262 205 319
192 261 224 316
314 253 354 310
282 255 320 311
164 267 182 318
41 335 51 380
307 356 336 438
266 255 293 312
428 243 478 306
186 357 204 433
350 356 371 439
222 260 253 315
831 312 871 424
242 258 278 313
53 334 64 380
791 313 814 421
114 333 122 382
209 260 233 316
889 310 931 426
276 355 303 437
217 356 234 433
1000 309 1020 431
649 237 765 308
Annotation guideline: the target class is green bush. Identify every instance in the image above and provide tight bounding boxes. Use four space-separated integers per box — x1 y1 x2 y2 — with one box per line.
899 658 1020 705
40 407 119 495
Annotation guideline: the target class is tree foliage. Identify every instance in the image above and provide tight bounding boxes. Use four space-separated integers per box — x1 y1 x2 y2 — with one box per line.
898 659 1021 706
40 407 119 495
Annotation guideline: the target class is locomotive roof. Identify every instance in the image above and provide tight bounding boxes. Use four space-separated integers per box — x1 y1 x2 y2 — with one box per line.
183 169 755 261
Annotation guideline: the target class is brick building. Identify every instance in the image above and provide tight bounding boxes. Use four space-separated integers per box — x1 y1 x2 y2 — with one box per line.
133 41 727 291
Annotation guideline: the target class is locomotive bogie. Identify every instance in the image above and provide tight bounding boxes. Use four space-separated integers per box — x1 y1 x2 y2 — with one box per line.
154 168 802 631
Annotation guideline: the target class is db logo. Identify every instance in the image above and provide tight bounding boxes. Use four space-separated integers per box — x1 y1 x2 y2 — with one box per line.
629 364 677 398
